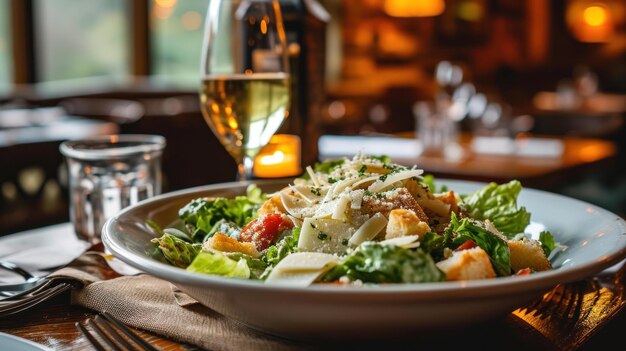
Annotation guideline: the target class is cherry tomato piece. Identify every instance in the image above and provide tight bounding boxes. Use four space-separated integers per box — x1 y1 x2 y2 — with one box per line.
455 239 478 252
239 213 293 251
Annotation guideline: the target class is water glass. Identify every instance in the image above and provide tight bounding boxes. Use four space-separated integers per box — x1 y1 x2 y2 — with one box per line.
60 134 166 244
414 101 457 156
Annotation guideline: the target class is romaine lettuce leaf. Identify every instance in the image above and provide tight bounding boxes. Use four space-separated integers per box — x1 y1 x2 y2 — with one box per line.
419 231 452 261
321 242 445 284
259 228 300 280
150 233 202 268
178 184 265 241
186 251 250 279
448 213 512 276
227 252 268 280
421 174 448 194
462 180 531 236
539 230 556 257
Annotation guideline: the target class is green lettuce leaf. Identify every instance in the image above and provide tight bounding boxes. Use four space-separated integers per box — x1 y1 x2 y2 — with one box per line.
448 213 512 276
419 231 452 261
313 159 345 174
462 180 531 236
259 228 300 280
150 233 202 268
539 230 556 257
186 251 250 279
421 174 448 194
178 184 265 241
227 252 268 280
321 242 445 284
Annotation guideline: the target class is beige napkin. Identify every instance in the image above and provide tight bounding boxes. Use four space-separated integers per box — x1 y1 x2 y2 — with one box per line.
48 252 309 351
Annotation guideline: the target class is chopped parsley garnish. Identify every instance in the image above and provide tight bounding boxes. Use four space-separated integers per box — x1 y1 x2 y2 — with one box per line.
310 187 321 196
310 223 317 229
358 165 367 174
317 232 328 240
379 174 388 182
328 177 337 183
341 238 349 246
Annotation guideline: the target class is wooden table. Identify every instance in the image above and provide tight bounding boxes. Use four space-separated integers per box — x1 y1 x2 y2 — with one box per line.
0 224 624 350
318 132 617 189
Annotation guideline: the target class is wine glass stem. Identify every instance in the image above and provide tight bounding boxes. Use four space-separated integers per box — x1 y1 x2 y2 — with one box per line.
237 156 254 182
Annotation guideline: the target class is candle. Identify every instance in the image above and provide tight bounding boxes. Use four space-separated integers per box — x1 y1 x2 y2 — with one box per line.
254 134 302 178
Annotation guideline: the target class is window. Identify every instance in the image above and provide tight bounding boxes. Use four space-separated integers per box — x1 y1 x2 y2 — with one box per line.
0 0 11 94
34 0 130 86
150 0 208 86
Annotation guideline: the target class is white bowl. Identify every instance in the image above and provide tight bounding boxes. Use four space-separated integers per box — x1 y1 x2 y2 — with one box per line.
102 179 626 340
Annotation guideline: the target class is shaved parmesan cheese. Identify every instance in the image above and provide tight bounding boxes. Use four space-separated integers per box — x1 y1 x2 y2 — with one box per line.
270 252 339 272
350 189 364 209
349 213 388 246
306 166 320 187
332 195 350 220
313 198 339 219
264 269 330 287
280 191 316 219
402 242 421 249
288 185 317 204
333 177 360 194
298 218 354 254
367 169 424 193
380 235 420 248
419 199 450 217
352 175 379 189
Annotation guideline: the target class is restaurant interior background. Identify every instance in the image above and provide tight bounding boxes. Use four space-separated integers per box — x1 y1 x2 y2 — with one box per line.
1 0 625 236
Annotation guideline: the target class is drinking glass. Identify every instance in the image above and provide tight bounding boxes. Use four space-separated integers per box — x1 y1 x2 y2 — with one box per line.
199 0 290 181
60 134 166 244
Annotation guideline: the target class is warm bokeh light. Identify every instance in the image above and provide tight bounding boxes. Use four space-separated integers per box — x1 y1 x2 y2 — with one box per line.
153 0 176 19
259 150 285 165
154 0 176 8
457 1 483 22
181 11 202 31
383 0 445 17
254 135 301 178
583 5 607 26
565 1 624 42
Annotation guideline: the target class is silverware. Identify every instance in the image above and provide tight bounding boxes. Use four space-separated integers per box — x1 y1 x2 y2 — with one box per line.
76 311 160 351
512 263 625 350
0 281 72 318
0 261 48 297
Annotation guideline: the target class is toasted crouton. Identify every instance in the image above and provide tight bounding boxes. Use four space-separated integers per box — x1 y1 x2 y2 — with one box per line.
434 191 459 213
361 188 429 221
203 233 260 258
508 238 552 272
385 209 431 240
436 247 496 281
257 194 286 216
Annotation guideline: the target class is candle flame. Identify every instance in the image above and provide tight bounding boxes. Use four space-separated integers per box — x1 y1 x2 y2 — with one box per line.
259 151 285 165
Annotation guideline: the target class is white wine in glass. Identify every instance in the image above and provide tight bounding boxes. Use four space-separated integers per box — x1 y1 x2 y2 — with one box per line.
200 0 290 181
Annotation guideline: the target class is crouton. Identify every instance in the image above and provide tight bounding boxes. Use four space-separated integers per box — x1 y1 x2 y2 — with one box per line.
257 194 286 216
508 238 552 272
434 190 459 213
436 247 496 281
385 209 431 240
203 233 260 258
361 187 429 222
404 179 434 202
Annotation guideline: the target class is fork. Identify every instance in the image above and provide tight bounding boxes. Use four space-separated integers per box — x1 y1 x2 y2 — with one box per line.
512 263 625 350
76 311 161 351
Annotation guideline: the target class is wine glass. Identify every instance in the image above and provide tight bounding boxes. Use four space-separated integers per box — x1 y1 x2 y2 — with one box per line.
199 0 290 181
